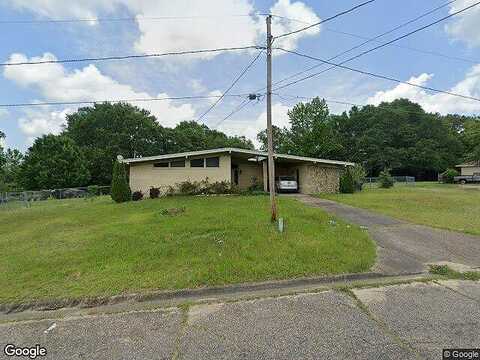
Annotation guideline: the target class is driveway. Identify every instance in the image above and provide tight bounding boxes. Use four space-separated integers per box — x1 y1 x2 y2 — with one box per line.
1 280 479 360
293 195 480 275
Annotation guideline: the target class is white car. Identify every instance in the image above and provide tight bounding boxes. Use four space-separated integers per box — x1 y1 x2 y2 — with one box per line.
275 176 298 193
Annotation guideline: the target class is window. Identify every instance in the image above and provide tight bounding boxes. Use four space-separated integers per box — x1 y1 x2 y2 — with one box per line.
190 158 204 168
206 157 220 168
153 162 169 168
170 160 185 168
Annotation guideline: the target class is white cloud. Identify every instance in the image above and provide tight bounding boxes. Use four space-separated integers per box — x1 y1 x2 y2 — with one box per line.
4 52 196 140
366 65 480 114
8 0 119 20
6 0 320 60
207 90 223 104
18 107 73 144
270 0 321 50
0 109 8 119
445 0 480 48
217 102 291 147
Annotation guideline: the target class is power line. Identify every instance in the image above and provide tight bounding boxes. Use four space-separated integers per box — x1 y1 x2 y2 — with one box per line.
212 98 250 128
274 0 376 39
325 0 458 60
323 27 478 65
271 0 468 89
0 45 265 67
196 50 264 122
214 94 265 128
273 93 359 107
272 93 461 118
274 48 480 103
272 0 480 92
0 13 270 25
0 94 248 108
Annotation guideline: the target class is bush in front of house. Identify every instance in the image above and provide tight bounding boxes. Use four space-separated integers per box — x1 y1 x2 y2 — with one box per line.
174 179 234 196
340 168 355 194
350 164 367 191
132 191 144 201
378 168 395 188
149 187 161 199
111 161 131 203
441 168 459 184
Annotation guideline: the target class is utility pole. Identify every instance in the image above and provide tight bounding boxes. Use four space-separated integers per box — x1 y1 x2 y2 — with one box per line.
266 15 277 222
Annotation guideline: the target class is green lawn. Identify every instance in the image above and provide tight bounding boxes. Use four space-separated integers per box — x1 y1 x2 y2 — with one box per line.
0 195 374 304
321 183 480 236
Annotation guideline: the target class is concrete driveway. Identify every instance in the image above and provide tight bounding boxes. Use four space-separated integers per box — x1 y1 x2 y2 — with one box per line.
1 280 479 360
293 195 480 275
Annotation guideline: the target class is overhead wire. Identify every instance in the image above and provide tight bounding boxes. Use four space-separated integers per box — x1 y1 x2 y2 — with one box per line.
196 49 264 122
272 0 480 93
274 48 480 103
274 0 376 39
0 45 265 67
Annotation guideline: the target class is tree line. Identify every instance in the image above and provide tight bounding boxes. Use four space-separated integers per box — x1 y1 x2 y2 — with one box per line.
0 103 253 191
1 98 479 191
258 98 480 180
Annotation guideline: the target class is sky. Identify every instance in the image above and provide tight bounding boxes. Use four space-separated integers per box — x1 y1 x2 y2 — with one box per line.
1 0 480 151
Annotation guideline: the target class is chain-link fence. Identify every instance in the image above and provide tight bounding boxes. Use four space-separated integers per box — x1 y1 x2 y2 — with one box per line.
365 176 415 188
0 186 110 211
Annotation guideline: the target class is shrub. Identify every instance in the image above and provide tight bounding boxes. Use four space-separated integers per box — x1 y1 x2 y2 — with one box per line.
132 191 144 201
378 168 395 188
178 180 202 195
350 164 367 191
111 161 131 203
175 179 233 196
340 169 355 194
208 180 232 194
441 168 459 184
149 187 161 199
87 185 100 197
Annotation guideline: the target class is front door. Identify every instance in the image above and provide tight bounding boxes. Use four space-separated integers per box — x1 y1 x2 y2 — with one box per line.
232 165 239 186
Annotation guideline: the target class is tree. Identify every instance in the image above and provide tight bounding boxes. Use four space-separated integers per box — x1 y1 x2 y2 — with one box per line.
256 97 344 159
332 99 464 179
461 118 480 161
256 125 291 153
64 103 254 186
378 168 395 188
170 121 254 153
0 148 23 191
339 169 355 194
65 102 166 186
19 135 90 190
111 160 131 203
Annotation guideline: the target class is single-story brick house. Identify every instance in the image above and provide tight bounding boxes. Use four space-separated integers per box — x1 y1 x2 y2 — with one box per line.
122 147 353 195
456 161 480 176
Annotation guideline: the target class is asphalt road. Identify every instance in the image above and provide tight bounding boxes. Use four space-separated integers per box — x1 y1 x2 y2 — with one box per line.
293 195 480 274
1 280 479 360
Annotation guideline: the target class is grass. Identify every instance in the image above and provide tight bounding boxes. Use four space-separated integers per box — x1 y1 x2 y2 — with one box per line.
429 264 480 281
321 182 480 236
0 195 375 304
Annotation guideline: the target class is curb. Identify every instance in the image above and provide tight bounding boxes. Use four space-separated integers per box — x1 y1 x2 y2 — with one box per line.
0 271 424 314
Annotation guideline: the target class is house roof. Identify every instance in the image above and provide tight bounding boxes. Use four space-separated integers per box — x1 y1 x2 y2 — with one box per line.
121 148 354 167
456 161 480 167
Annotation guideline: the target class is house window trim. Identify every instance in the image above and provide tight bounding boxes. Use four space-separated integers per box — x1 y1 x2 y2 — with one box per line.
190 158 205 168
170 159 186 168
153 161 170 168
205 156 220 168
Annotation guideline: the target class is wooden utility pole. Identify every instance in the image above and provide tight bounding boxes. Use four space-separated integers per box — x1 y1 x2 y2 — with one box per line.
266 15 277 222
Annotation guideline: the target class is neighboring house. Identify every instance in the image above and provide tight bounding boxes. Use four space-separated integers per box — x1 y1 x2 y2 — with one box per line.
122 148 353 195
456 161 480 176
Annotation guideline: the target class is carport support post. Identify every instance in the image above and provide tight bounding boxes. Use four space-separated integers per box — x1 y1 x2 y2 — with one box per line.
266 15 277 222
